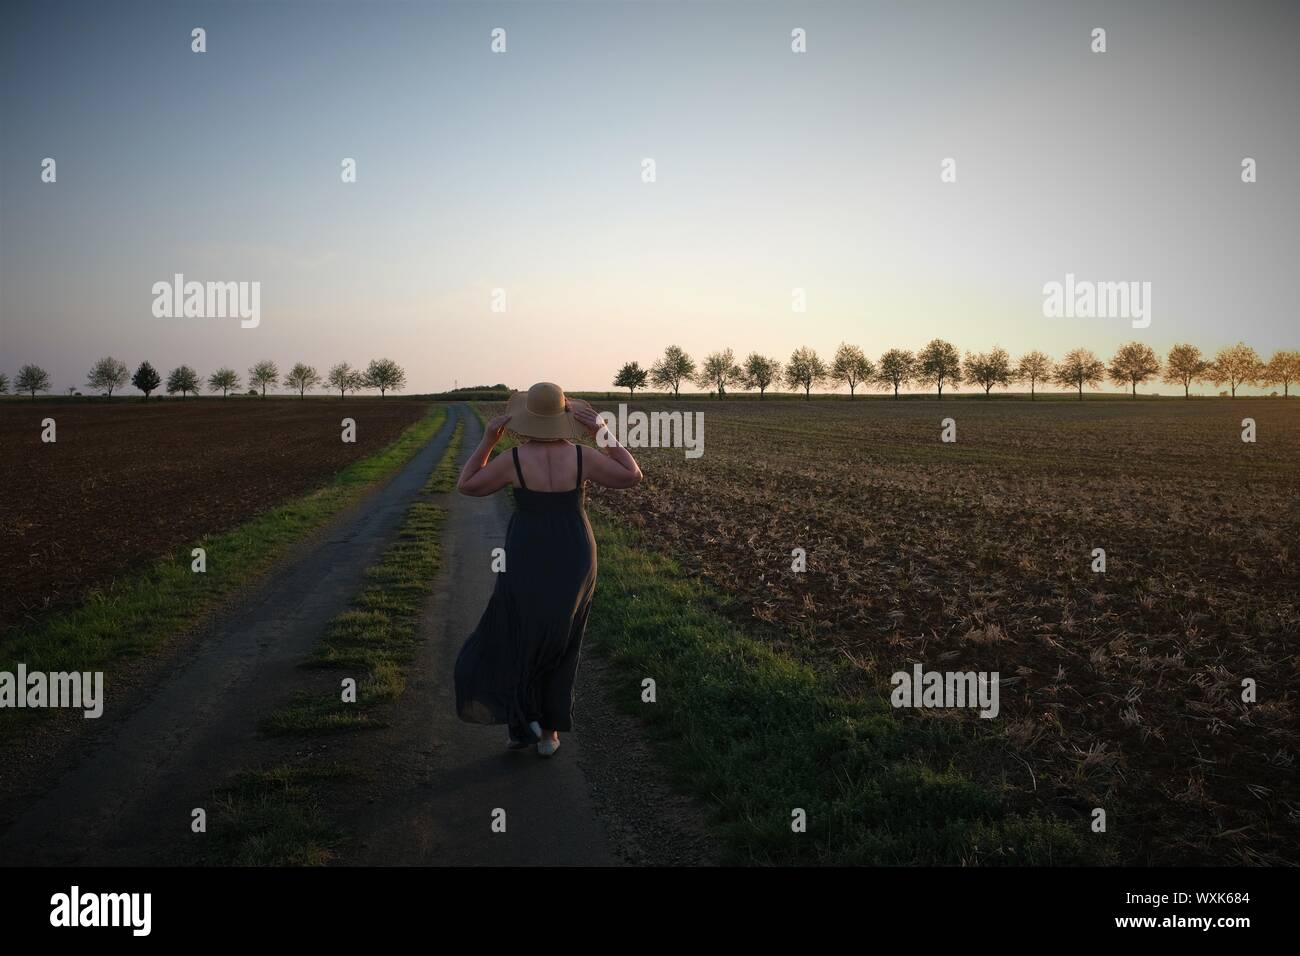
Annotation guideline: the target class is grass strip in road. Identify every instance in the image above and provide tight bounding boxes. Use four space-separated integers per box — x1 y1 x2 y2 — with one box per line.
585 514 1108 866
261 499 446 734
206 763 354 866
262 417 462 735
214 419 464 863
0 408 446 736
424 417 464 492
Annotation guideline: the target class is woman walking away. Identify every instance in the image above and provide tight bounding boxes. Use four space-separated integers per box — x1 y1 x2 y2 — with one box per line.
454 382 642 756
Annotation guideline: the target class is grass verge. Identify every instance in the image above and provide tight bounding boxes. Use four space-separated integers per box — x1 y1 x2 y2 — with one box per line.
584 514 1109 865
0 407 446 739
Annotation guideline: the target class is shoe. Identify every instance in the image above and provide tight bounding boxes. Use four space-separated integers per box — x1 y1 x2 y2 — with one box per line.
509 721 544 750
537 736 560 757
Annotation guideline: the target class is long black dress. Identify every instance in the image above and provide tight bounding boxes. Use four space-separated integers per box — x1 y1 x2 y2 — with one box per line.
454 443 597 742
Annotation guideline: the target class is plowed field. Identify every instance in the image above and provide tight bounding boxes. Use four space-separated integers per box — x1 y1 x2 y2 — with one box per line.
560 397 1298 864
0 399 428 631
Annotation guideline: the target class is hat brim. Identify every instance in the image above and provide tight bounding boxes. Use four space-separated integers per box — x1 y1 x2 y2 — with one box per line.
504 392 588 440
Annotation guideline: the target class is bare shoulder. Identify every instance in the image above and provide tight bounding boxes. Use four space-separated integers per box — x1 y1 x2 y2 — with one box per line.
580 441 642 489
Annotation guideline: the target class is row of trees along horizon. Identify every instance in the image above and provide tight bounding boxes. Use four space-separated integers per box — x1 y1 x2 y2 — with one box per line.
4 341 1296 402
610 341 1299 399
0 358 407 399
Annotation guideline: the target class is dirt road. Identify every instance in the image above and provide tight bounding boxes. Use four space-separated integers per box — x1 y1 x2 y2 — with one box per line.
343 407 615 865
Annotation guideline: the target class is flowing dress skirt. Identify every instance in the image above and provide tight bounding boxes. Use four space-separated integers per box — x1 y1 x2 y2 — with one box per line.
454 483 597 741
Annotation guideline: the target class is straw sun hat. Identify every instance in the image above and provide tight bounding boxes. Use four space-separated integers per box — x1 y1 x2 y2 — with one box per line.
504 382 592 441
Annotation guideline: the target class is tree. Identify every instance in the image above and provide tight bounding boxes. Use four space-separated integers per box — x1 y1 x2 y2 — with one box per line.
0 372 8 395
284 362 321 398
1108 341 1161 397
963 346 1012 397
132 361 162 400
917 338 962 398
650 345 695 397
16 364 51 398
166 365 200 398
1054 348 1106 400
613 361 649 398
1207 343 1262 398
874 349 916 399
695 348 742 398
831 343 874 397
1262 349 1300 397
1015 350 1054 400
742 353 782 399
208 367 240 397
1163 343 1207 398
87 356 129 397
249 360 279 398
784 346 827 399
327 362 362 398
363 358 407 398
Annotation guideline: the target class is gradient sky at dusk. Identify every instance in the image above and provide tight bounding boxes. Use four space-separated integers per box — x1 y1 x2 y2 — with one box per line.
2 0 1297 395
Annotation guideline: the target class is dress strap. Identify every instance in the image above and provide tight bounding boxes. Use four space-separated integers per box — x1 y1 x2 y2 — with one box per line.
511 447 527 489
575 443 583 489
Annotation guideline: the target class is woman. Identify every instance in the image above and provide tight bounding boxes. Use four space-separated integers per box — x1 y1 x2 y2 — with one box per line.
454 382 642 756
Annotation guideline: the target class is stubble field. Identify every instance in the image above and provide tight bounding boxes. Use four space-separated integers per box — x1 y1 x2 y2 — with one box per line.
0 399 428 632
579 397 1299 864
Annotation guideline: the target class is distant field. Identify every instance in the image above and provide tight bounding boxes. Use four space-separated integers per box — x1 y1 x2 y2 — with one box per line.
565 390 1286 403
566 398 1299 864
0 400 427 631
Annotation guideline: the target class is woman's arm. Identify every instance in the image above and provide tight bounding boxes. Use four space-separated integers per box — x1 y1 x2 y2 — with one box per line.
570 403 642 489
457 413 514 497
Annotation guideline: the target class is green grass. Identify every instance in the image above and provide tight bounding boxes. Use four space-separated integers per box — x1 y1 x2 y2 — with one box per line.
0 407 446 737
585 515 1107 865
207 763 354 866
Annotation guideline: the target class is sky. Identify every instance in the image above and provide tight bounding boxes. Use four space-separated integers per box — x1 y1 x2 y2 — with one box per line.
2 0 1297 396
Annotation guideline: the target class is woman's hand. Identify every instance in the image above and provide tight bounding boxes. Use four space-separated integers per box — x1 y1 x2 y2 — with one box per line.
568 401 605 439
459 413 513 496
484 414 511 447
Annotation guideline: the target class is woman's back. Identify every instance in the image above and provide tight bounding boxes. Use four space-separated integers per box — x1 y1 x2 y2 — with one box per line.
512 440 583 492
